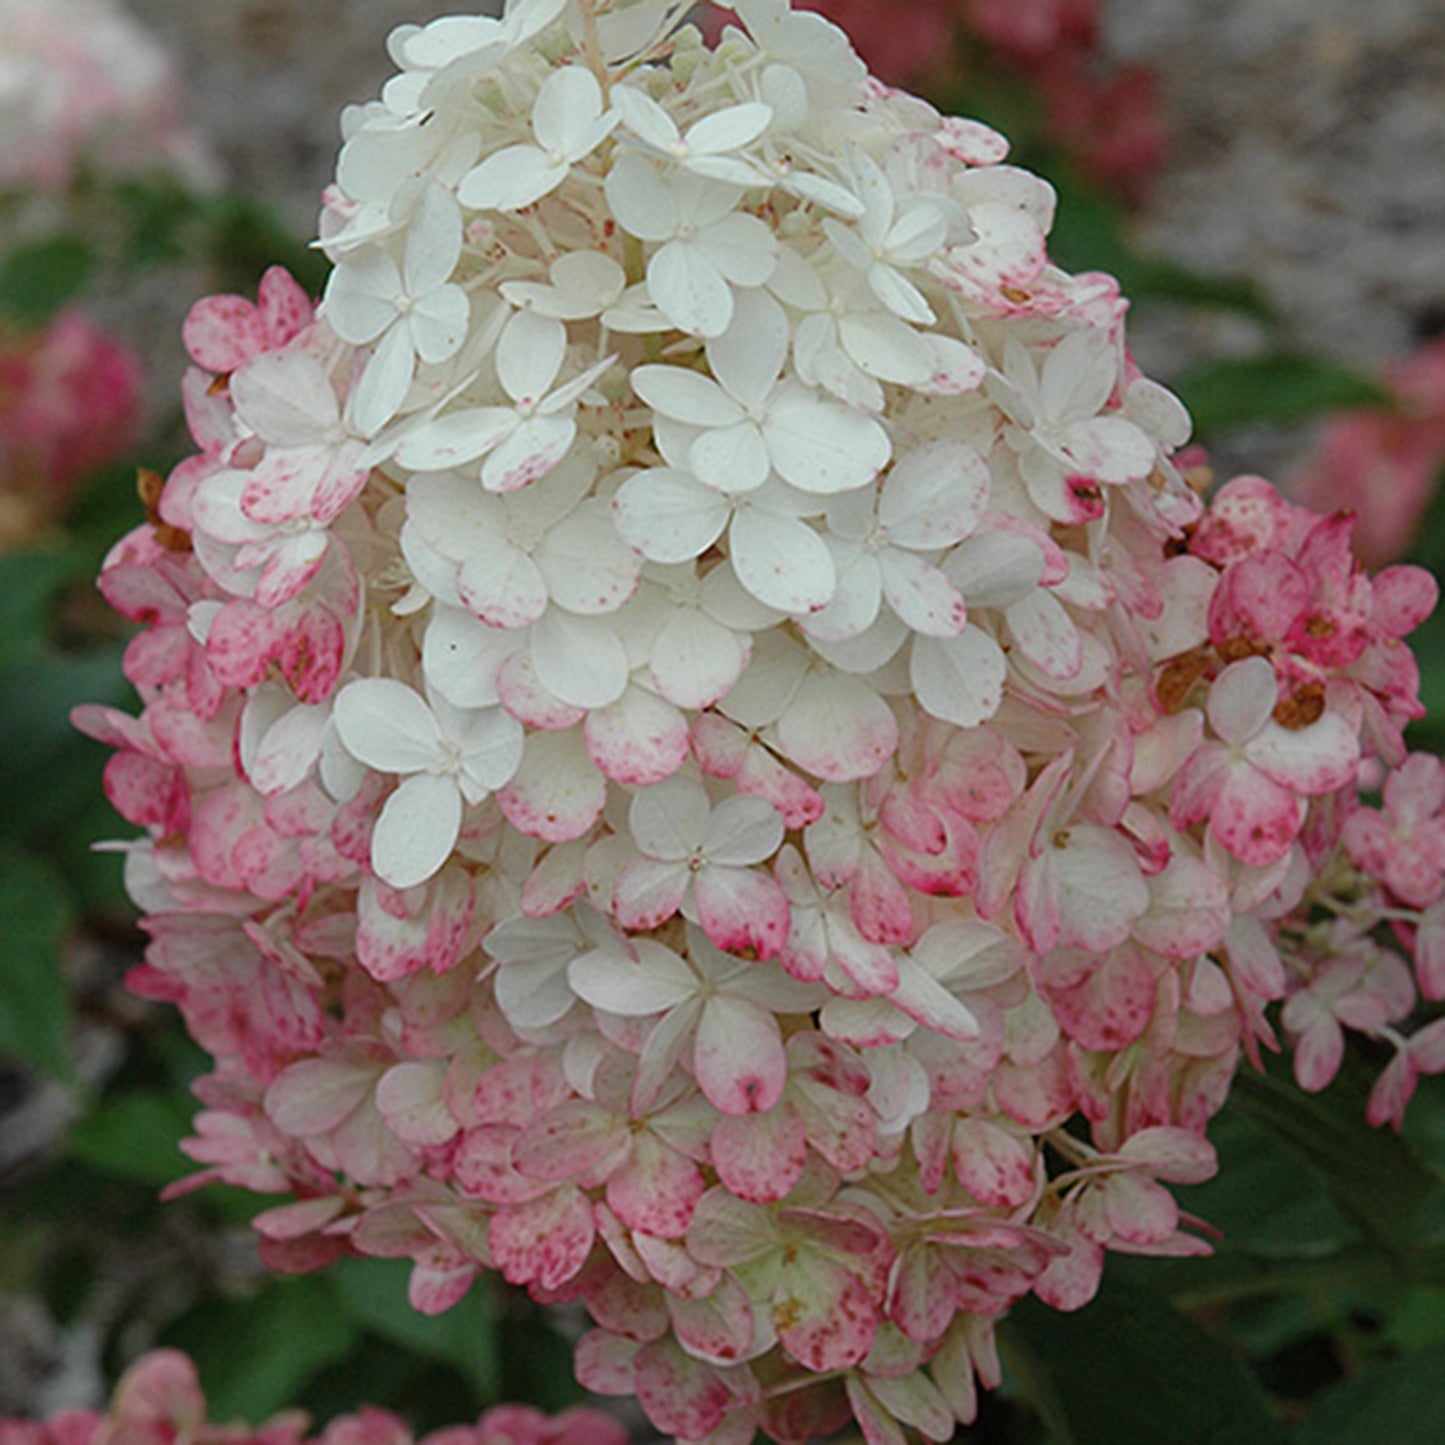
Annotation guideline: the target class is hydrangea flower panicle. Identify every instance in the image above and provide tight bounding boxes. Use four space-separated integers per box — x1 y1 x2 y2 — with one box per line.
78 4 1445 1441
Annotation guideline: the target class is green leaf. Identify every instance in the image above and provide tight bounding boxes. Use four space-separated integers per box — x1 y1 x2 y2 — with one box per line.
1173 354 1391 437
1175 1108 1358 1259
0 548 90 669
1384 1287 1445 1351
0 847 76 1077
495 1309 589 1413
197 192 331 297
0 237 96 323
331 1257 500 1404
67 1091 196 1187
168 1277 360 1422
0 649 128 844
1298 1347 1445 1445
1003 1280 1290 1445
1230 1055 1440 1265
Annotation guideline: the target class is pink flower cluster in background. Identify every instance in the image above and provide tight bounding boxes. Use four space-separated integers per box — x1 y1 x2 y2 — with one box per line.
0 0 215 191
0 308 144 544
0 1350 627 1445
73 3 1445 1442
792 0 1168 202
1296 336 1445 568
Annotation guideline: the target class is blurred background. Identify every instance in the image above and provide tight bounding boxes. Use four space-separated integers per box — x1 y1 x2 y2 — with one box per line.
1 1 1443 1440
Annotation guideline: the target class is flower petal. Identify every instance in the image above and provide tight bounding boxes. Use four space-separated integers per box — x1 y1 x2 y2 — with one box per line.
694 995 786 1115
372 772 463 888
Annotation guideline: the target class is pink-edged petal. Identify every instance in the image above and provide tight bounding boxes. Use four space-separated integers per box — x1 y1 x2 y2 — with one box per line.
458 537 549 630
878 550 967 637
512 1102 632 1185
693 866 791 961
1210 763 1305 866
251 532 330 608
1133 850 1231 958
612 856 690 932
606 1132 706 1239
949 1119 1036 1207
632 1341 734 1442
183 293 265 372
889 1241 957 1344
497 650 585 730
1248 713 1359 795
497 728 607 842
849 846 915 946
1373 565 1438 637
668 1273 757 1368
258 265 314 343
693 994 786 1115
775 1256 877 1372
880 440 990 548
1168 744 1229 832
356 868 473 984
1208 551 1309 647
1007 588 1081 680
1049 826 1150 953
481 413 576 494
1050 945 1157 1051
489 1186 594 1289
775 670 899 781
710 1104 808 1203
1117 1127 1218 1184
585 687 690 786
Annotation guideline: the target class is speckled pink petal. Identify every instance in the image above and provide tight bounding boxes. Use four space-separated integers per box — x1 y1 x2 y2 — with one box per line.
488 1184 594 1289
